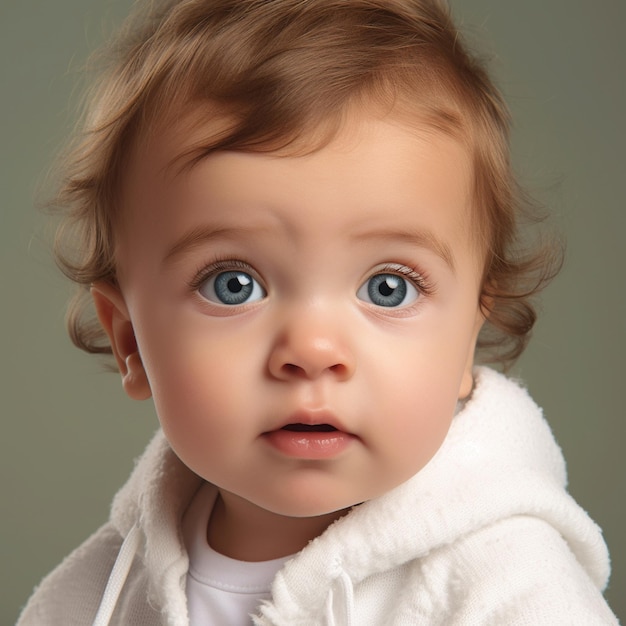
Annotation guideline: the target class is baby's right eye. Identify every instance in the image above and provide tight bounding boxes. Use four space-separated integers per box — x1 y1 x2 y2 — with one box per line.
198 270 266 305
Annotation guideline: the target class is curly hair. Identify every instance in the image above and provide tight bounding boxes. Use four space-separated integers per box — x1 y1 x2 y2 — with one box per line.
52 0 562 367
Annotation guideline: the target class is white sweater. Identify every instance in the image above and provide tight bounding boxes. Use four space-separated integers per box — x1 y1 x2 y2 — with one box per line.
18 368 619 624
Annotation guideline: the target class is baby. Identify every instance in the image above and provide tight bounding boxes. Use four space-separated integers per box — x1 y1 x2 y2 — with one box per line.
18 0 618 624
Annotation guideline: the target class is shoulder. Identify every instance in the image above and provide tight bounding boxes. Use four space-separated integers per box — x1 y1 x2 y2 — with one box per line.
433 515 618 624
17 524 124 625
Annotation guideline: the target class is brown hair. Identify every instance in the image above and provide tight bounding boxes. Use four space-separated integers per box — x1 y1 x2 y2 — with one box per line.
53 0 561 366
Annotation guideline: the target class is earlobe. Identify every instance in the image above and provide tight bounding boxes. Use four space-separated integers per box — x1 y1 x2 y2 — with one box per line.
458 360 475 400
458 307 488 400
91 282 152 401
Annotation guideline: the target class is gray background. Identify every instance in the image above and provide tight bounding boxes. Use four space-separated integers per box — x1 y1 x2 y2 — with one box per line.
2 0 624 622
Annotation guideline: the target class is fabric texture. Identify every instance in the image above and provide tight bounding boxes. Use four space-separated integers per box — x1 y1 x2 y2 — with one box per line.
17 368 619 625
183 483 290 624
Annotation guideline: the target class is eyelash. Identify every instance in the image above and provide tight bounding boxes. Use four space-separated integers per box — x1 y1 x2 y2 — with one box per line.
188 259 436 298
188 258 261 292
375 263 436 297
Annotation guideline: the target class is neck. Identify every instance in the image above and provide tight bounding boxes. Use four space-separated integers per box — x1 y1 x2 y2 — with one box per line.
207 490 348 561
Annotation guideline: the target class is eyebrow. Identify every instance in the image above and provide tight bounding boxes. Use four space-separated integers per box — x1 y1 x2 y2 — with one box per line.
163 225 262 265
352 228 456 271
164 224 456 271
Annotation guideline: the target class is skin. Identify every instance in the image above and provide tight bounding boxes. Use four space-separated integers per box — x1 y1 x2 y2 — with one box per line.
92 110 486 561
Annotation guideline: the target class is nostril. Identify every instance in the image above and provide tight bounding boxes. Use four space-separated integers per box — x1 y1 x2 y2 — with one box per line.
283 363 305 376
269 345 355 381
282 362 347 378
328 363 352 379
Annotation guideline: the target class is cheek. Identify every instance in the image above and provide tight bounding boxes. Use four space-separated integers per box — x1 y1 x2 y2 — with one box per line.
364 329 470 480
137 316 263 442
363 380 456 497
391 373 459 453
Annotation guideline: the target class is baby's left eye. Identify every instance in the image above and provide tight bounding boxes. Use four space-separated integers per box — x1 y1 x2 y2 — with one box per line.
357 273 419 308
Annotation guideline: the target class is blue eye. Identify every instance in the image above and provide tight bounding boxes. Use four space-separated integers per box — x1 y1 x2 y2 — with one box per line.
357 273 419 308
198 270 266 305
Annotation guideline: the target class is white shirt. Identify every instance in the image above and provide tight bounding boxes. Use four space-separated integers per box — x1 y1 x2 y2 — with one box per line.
182 483 291 625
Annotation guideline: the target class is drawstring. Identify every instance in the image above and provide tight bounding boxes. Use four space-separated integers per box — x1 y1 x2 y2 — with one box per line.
93 527 354 626
325 571 354 626
92 524 141 626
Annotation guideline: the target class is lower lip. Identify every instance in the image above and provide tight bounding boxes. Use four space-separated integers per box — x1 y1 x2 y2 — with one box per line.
263 429 355 459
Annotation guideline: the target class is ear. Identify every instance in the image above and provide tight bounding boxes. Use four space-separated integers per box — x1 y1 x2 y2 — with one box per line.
458 303 490 400
91 282 152 401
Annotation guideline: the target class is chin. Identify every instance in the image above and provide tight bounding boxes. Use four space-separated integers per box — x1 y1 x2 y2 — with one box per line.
263 496 359 520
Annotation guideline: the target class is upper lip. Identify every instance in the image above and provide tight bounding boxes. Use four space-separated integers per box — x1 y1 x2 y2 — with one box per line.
265 409 350 434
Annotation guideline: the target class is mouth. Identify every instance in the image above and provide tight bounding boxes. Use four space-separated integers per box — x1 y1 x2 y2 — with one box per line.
280 423 339 433
262 413 354 459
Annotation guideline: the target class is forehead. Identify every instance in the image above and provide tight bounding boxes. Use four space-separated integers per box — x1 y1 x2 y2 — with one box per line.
117 108 479 274
125 102 472 193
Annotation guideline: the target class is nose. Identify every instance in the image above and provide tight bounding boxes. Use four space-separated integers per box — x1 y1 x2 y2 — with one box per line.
267 314 356 382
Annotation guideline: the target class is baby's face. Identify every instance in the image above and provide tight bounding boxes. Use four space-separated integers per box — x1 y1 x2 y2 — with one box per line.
106 111 485 518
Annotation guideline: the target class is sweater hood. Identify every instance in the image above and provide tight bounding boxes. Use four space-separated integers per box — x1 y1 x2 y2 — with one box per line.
107 428 203 621
101 367 610 624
